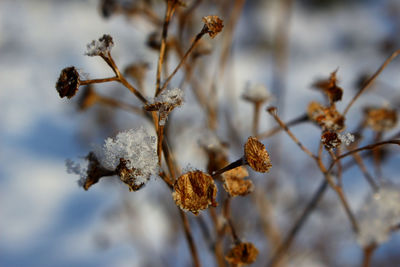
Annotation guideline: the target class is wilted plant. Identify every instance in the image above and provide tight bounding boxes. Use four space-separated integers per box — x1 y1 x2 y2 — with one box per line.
56 1 400 266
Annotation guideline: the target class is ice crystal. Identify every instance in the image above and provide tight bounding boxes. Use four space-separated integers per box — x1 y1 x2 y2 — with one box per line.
338 132 355 146
357 183 400 246
98 127 158 185
85 34 114 57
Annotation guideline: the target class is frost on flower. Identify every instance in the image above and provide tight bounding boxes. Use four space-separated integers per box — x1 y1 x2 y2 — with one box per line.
85 34 114 57
99 127 158 191
66 152 115 190
357 183 400 246
338 132 355 146
242 84 271 103
144 88 184 126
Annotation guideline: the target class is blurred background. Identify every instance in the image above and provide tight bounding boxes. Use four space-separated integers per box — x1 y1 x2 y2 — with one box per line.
1 0 400 266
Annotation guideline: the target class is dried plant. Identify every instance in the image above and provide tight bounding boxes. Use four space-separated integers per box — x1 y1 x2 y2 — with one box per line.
56 1 400 266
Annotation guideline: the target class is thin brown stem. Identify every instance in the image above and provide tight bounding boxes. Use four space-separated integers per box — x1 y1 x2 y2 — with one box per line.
212 158 244 178
343 49 400 115
352 152 379 192
252 102 262 136
157 124 164 166
80 76 119 85
179 210 201 267
158 29 207 95
267 107 317 160
362 243 377 267
256 114 308 140
96 96 145 116
156 2 177 96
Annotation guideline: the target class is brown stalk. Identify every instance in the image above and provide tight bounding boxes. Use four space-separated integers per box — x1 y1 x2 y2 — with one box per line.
158 27 208 95
256 114 308 140
179 210 201 267
362 243 377 267
80 76 119 85
343 49 400 116
351 152 379 192
156 2 177 96
209 208 226 267
252 102 262 136
96 96 145 116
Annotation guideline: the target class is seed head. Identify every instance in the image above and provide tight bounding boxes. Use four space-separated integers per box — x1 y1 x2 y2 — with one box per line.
364 107 397 132
56 66 80 98
312 69 343 103
244 137 272 173
321 131 341 150
116 158 146 191
225 242 259 265
172 170 218 215
307 101 345 131
145 88 184 125
222 167 254 197
202 15 224 38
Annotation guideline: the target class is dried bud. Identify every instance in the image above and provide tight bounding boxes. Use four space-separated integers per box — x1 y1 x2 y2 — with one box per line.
321 131 341 150
307 101 345 131
242 84 271 103
116 158 146 191
225 242 259 265
78 85 98 110
222 167 254 197
364 107 397 132
244 137 272 173
85 34 114 57
100 0 117 18
145 88 184 125
312 70 343 103
202 15 224 38
56 66 80 98
172 170 218 215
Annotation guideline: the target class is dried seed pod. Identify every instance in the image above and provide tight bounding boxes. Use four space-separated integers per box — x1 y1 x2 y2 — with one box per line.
222 166 253 197
56 66 80 98
172 170 218 215
321 131 341 150
76 152 115 191
312 70 343 103
244 137 272 173
364 107 397 132
307 101 345 131
202 15 224 38
225 242 259 265
116 158 146 191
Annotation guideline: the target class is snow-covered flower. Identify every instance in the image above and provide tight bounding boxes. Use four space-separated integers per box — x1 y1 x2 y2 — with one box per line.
98 127 158 190
85 34 114 57
357 183 400 246
145 88 184 125
242 84 271 103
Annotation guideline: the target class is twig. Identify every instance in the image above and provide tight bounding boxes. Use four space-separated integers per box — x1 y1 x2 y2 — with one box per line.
343 49 400 115
362 243 377 267
179 210 201 267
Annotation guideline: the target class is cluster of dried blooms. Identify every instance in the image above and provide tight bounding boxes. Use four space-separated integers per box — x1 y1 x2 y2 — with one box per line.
55 0 400 266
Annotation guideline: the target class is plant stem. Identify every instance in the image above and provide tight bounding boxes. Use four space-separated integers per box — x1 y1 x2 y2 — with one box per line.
179 210 201 267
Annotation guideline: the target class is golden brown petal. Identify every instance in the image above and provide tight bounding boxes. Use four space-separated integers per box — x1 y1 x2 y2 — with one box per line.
172 171 218 215
225 242 259 265
244 137 272 173
202 15 224 38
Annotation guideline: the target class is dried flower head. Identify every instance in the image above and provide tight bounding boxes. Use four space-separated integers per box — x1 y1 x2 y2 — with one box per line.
145 88 184 125
313 70 343 103
78 85 98 110
307 101 345 131
222 167 254 197
202 15 224 38
364 107 397 132
225 242 259 265
66 152 115 190
56 66 81 98
85 34 114 57
96 127 158 190
242 84 271 103
244 137 271 173
172 170 218 215
321 131 341 150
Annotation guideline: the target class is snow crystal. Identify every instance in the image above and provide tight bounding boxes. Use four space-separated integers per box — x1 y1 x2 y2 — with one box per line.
356 183 400 246
85 34 114 57
242 84 271 102
338 132 355 146
65 159 88 187
98 127 158 185
155 88 184 108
